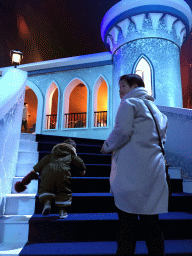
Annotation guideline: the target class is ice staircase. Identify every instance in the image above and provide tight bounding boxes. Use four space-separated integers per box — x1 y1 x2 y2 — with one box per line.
0 133 39 255
1 133 192 255
20 134 192 256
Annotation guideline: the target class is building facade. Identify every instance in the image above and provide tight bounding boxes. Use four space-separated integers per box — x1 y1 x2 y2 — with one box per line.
1 0 192 140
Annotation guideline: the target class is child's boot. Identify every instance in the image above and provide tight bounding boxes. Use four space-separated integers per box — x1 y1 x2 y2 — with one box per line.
59 208 68 219
42 200 51 215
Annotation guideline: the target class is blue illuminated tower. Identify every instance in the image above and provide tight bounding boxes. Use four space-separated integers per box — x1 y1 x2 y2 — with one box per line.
101 0 192 123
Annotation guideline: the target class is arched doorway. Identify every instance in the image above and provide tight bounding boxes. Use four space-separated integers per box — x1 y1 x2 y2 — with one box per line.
93 76 108 127
21 86 37 133
44 82 59 129
64 79 88 128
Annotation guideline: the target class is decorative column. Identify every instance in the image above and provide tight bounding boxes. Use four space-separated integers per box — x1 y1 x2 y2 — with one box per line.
101 0 192 124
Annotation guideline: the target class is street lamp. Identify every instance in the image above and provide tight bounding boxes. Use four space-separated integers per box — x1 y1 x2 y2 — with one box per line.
10 50 23 68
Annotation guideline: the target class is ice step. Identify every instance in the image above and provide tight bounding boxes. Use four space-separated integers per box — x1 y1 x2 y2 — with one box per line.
19 140 38 152
17 152 39 164
168 167 181 179
16 163 36 177
0 215 31 244
20 133 36 141
4 194 36 215
183 179 192 193
0 242 26 256
11 178 38 194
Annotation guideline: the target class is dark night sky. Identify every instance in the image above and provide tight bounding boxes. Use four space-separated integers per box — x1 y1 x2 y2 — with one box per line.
0 0 192 68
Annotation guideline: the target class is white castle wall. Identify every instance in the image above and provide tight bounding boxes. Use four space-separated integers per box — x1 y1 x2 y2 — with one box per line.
27 61 113 139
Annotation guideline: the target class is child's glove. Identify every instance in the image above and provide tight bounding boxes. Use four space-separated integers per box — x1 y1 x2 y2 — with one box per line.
15 171 39 193
80 170 86 176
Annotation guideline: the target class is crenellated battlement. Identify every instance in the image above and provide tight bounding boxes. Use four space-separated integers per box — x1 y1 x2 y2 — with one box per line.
101 0 192 54
105 13 187 53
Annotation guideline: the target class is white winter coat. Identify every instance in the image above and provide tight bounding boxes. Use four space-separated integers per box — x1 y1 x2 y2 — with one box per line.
103 87 168 215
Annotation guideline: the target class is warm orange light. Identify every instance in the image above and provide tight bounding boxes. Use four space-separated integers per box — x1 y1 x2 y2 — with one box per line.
10 50 23 67
97 81 108 112
51 89 58 115
17 15 30 38
69 84 87 113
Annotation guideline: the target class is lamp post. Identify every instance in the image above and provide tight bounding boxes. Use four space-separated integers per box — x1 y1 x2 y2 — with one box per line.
10 50 23 68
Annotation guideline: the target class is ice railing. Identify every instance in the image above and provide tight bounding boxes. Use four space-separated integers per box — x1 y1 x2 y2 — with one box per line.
158 105 192 183
0 68 27 216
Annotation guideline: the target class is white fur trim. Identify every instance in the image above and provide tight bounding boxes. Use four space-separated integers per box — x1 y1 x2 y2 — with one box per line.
39 193 55 198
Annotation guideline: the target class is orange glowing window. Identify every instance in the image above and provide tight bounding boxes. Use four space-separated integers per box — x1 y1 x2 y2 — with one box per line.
65 83 87 128
97 80 108 112
69 84 87 113
94 78 108 127
51 89 58 115
45 82 58 129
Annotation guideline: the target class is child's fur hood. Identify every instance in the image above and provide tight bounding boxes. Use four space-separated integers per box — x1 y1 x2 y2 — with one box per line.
52 143 77 157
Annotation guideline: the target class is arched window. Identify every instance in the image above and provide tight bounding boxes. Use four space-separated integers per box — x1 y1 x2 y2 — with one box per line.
26 80 43 134
44 82 58 129
135 57 152 96
64 79 88 128
93 77 108 127
21 86 37 133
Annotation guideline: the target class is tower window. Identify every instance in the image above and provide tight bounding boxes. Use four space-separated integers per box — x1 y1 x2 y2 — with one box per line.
135 58 152 96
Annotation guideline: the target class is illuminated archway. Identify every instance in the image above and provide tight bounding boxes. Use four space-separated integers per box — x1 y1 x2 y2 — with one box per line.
63 78 88 128
134 57 153 96
93 76 108 127
44 81 59 129
25 80 43 133
21 86 37 133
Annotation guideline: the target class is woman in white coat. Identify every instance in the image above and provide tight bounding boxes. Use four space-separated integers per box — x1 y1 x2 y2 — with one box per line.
101 74 168 256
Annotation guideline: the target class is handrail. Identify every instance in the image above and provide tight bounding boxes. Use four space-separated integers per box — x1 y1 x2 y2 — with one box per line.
65 112 87 128
94 111 107 127
0 67 27 216
0 68 27 120
46 114 57 129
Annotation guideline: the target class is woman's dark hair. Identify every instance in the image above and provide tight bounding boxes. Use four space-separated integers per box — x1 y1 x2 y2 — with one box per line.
119 74 145 88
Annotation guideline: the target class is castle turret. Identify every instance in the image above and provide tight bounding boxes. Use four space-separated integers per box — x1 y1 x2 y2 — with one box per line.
101 0 192 123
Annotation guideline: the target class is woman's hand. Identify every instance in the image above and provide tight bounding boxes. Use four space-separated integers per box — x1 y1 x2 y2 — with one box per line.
100 144 107 154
